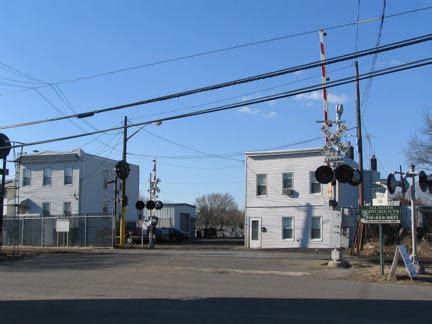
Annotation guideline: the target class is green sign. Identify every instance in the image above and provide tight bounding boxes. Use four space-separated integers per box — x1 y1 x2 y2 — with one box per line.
360 206 401 224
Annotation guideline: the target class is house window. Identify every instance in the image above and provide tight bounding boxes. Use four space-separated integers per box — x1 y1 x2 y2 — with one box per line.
43 168 52 186
23 168 31 186
282 217 294 240
103 170 109 189
310 171 321 194
42 202 50 216
282 172 294 194
63 202 71 216
64 167 73 185
256 174 267 196
311 216 322 240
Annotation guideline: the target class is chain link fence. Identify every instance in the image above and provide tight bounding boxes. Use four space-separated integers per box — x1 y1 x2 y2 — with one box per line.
2 214 114 248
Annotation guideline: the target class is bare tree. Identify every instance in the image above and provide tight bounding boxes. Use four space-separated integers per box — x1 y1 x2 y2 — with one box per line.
195 193 242 229
406 112 432 170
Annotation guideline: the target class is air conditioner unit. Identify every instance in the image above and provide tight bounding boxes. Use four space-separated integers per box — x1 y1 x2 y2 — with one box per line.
283 188 294 195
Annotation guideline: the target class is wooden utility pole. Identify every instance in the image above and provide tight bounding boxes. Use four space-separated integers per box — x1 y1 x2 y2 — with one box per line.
119 116 128 247
351 61 365 254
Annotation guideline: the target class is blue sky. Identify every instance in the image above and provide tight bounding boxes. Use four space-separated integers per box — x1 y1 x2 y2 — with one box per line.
0 0 431 207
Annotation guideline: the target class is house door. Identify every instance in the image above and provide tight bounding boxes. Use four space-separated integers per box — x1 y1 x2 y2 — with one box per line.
249 218 261 248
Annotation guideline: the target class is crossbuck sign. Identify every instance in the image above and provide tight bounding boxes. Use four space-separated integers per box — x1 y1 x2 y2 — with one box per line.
320 123 349 163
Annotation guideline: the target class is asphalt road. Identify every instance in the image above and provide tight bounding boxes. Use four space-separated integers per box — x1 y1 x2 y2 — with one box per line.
0 249 431 323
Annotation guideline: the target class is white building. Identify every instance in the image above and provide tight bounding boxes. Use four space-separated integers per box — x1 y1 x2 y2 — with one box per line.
142 203 196 238
15 149 139 220
244 148 374 249
2 180 17 217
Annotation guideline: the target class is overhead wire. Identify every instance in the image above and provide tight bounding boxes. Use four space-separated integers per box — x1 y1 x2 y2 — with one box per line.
127 64 353 123
2 58 430 152
361 0 387 166
1 33 431 131
1 4 430 97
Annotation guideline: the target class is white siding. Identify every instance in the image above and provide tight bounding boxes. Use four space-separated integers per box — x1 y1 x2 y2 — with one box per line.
245 149 358 249
18 160 80 216
246 152 329 208
16 150 139 220
80 151 139 220
143 204 196 236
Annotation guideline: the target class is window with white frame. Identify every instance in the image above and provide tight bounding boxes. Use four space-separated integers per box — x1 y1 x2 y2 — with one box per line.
311 216 322 240
282 217 294 240
256 174 267 196
64 167 73 185
23 168 31 186
309 171 321 194
42 202 50 216
282 172 294 194
63 202 71 216
43 168 52 186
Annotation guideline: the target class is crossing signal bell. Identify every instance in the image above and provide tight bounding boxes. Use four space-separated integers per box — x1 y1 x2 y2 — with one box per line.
315 164 362 186
386 173 409 195
419 171 432 193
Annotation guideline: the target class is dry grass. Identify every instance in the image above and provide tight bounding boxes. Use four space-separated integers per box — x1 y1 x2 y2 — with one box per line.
350 264 432 286
361 239 432 258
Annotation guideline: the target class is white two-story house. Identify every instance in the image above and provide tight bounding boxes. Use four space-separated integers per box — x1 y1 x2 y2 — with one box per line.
245 147 369 249
16 149 139 220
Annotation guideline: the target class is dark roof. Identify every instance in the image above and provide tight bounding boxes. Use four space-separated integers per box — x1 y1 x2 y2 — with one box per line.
163 203 196 209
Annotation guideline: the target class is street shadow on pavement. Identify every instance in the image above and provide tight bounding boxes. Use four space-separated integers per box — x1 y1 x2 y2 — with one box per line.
1 298 431 323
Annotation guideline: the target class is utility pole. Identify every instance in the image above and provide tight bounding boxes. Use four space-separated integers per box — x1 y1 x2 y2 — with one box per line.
148 159 157 249
119 116 128 247
351 61 365 254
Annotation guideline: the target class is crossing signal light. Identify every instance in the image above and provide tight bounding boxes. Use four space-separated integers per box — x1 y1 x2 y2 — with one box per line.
419 171 432 193
334 164 363 186
146 200 155 210
135 200 145 211
155 200 164 210
315 164 363 186
315 165 334 184
386 173 409 195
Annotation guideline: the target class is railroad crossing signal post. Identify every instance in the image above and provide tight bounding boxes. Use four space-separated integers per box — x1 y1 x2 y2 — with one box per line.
0 133 11 251
119 116 129 247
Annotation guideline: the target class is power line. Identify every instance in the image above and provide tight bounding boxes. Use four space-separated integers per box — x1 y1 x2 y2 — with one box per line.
1 33 431 131
3 58 430 151
139 128 243 162
354 0 361 54
127 64 353 122
1 4 430 97
360 0 387 165
129 135 327 160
